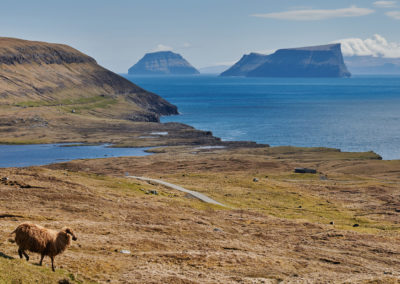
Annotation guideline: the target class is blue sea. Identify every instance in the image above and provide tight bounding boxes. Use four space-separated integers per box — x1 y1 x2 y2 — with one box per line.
124 75 400 160
0 144 150 168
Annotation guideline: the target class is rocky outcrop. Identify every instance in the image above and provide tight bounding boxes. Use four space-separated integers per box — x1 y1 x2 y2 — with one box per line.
128 51 199 75
0 37 177 121
222 44 351 78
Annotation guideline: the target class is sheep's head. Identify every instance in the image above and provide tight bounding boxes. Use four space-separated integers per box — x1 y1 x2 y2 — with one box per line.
63 227 77 241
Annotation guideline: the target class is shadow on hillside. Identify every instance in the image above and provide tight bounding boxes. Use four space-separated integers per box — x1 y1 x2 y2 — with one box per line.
0 251 14 260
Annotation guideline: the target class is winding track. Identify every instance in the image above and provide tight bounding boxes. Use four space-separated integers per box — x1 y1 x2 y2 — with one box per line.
127 176 225 207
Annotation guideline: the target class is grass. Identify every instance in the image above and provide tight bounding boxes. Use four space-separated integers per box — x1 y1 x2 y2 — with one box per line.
14 95 118 114
159 172 400 233
0 257 83 284
0 139 52 145
15 95 114 108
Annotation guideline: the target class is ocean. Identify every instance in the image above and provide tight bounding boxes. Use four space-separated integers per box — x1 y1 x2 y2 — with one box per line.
124 75 400 160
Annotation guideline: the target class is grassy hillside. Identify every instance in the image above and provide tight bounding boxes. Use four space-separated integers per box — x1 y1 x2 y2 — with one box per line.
0 37 177 121
1 146 399 283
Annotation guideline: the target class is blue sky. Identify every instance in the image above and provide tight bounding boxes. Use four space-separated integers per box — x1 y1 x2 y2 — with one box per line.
1 0 400 72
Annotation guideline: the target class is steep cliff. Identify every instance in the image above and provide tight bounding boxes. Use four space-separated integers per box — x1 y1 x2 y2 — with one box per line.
0 37 177 122
221 44 351 78
128 51 199 75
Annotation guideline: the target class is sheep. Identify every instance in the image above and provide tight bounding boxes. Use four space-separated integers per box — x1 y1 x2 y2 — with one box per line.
11 222 77 271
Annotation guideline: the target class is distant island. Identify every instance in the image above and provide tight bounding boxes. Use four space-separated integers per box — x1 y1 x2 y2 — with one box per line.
344 56 400 75
128 51 199 75
221 43 351 78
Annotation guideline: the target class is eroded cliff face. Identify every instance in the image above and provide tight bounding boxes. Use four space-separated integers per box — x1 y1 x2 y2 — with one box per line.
221 44 351 78
128 51 199 75
0 37 177 122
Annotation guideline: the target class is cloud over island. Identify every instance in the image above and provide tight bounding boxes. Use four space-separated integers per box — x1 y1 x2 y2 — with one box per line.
335 34 400 58
251 5 374 21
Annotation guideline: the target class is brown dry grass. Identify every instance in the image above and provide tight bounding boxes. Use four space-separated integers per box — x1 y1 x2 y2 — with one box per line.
0 146 399 283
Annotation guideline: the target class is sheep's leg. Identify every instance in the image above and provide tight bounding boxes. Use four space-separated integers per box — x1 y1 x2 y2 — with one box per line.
51 256 55 272
39 254 45 266
22 251 29 261
18 248 23 259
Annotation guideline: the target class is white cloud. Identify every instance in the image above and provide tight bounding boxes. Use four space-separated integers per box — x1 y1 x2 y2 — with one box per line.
386 11 400 19
251 5 374 21
152 44 173 52
335 34 400 58
373 1 397 8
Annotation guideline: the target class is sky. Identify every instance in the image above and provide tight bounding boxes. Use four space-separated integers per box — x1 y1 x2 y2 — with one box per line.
1 0 400 72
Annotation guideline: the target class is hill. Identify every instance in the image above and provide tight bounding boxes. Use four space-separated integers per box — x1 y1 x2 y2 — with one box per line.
0 37 178 122
128 51 199 75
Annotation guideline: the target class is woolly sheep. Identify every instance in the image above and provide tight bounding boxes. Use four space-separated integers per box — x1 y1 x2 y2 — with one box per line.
12 223 77 271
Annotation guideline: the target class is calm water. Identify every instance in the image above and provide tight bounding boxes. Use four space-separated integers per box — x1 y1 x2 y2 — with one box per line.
125 74 400 160
0 144 150 168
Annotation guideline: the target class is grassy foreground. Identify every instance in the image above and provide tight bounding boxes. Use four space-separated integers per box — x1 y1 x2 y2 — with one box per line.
1 146 400 283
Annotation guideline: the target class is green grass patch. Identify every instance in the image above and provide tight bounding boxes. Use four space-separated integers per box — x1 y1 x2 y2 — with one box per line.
15 95 117 112
0 139 51 145
0 257 82 284
161 173 399 233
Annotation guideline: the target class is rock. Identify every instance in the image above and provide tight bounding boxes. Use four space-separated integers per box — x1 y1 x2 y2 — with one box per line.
329 221 334 225
58 279 72 284
294 168 317 174
395 208 400 212
213 228 222 232
253 178 259 182
1 177 9 182
120 250 131 254
128 51 200 75
146 190 158 195
320 175 328 180
353 224 359 227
